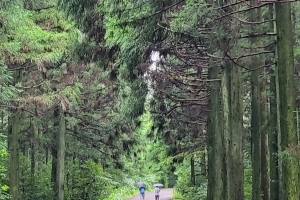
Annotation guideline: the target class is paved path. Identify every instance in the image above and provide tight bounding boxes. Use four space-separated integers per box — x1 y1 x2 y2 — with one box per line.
126 188 173 200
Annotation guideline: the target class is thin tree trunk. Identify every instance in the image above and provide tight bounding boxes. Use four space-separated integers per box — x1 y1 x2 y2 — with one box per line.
200 151 206 176
250 28 262 200
51 107 59 198
260 93 269 200
51 144 57 197
270 61 279 200
8 112 21 200
267 5 279 200
1 111 4 133
259 30 269 200
31 124 37 178
275 3 300 199
190 154 195 186
56 108 66 200
258 4 269 199
46 147 49 164
249 0 262 198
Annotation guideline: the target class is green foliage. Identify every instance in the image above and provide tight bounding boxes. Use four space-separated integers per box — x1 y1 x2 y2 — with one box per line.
244 168 252 200
170 0 213 37
65 159 155 200
19 156 53 200
65 160 113 200
104 186 137 200
242 150 252 199
0 61 20 104
18 155 150 200
0 3 78 66
0 149 9 200
118 79 147 119
102 172 144 200
173 158 207 200
175 176 207 200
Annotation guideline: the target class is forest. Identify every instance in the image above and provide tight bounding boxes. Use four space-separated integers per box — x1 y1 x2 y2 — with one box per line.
1 0 300 199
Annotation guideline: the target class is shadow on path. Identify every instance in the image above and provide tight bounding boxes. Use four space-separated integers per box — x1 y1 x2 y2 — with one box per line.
126 188 173 200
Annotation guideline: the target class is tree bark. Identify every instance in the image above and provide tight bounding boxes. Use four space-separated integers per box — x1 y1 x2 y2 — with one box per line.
221 60 244 200
266 5 279 200
56 108 66 200
226 60 244 200
260 106 269 200
30 124 37 178
270 59 279 200
259 5 269 200
200 151 206 176
249 0 263 198
51 107 59 198
275 2 300 199
218 2 244 199
8 69 23 200
250 10 262 200
190 154 195 186
8 112 21 200
207 65 226 200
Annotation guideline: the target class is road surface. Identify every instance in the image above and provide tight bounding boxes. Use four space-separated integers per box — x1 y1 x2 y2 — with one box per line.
126 188 173 200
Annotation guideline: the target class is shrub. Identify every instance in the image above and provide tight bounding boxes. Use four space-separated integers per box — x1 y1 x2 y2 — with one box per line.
173 160 207 200
0 149 9 200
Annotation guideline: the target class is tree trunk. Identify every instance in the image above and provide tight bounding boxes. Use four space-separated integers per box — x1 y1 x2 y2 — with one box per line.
249 0 262 199
1 111 4 133
46 147 49 164
260 86 269 200
56 108 66 200
190 154 195 186
266 5 279 200
227 60 244 200
51 108 59 198
259 8 269 200
250 32 262 200
217 1 244 199
258 21 269 200
8 69 23 200
207 65 226 200
8 112 21 200
31 124 37 178
200 151 206 176
270 59 279 200
221 60 230 200
275 3 300 199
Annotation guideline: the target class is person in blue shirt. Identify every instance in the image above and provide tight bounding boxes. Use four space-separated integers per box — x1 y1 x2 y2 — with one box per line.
139 186 145 200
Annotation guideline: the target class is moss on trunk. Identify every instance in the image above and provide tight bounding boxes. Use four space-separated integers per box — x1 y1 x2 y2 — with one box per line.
207 65 226 200
276 2 300 199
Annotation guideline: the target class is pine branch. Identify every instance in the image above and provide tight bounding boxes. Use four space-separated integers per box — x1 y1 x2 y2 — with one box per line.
239 32 276 38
